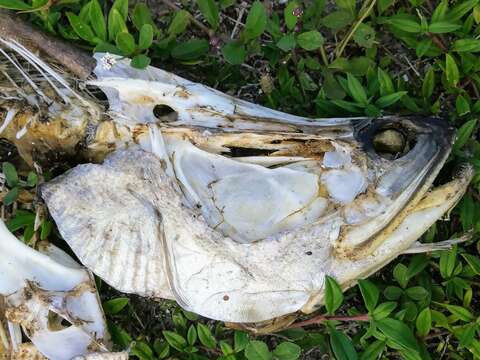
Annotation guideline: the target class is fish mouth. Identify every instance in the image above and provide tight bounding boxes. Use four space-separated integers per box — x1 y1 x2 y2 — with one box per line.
333 116 456 258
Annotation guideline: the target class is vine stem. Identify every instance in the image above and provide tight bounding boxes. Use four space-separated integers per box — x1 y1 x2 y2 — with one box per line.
287 313 370 329
335 0 377 59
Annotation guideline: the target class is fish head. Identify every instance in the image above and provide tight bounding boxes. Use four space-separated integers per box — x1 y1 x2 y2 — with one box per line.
41 55 470 326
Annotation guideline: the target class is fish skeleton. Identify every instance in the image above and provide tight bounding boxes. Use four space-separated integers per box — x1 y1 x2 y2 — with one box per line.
0 36 473 333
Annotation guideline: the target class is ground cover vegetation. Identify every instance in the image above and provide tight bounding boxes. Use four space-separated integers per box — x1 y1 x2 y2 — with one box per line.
1 0 480 358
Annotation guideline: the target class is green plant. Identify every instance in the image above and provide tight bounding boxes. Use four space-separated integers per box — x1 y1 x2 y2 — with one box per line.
1 0 479 358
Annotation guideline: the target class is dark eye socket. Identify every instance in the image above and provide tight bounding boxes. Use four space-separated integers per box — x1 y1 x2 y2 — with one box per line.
153 104 177 122
372 126 415 160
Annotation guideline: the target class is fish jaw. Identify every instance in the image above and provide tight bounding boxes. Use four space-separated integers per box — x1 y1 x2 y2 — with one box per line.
302 165 474 314
0 221 112 359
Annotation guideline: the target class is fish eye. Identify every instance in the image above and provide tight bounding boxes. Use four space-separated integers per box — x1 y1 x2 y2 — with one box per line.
372 126 414 159
153 104 177 122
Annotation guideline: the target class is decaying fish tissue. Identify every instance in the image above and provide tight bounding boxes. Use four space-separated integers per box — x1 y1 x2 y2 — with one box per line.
0 26 474 359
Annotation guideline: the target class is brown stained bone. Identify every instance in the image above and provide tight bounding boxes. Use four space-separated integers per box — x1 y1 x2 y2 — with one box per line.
0 10 94 79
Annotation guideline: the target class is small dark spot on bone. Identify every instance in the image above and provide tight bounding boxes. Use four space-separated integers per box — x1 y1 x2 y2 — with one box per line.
305 251 313 255
223 295 230 301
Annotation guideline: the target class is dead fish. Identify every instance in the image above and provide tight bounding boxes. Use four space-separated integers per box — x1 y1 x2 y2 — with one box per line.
0 220 128 359
28 51 472 326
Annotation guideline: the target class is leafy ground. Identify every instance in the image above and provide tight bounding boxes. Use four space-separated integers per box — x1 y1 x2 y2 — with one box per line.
1 0 480 359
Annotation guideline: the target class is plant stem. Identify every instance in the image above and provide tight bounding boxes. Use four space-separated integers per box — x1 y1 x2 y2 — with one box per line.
426 33 448 52
287 313 370 328
319 46 329 66
336 0 377 59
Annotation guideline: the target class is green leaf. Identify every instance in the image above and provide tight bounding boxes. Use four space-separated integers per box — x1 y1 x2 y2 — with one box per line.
79 2 92 23
358 280 379 312
187 324 197 345
297 30 324 51
220 340 234 356
67 12 97 43
416 38 433 57
416 307 431 337
3 187 18 205
131 54 151 69
284 1 301 30
89 0 106 42
111 0 128 20
3 162 18 188
245 341 272 360
432 0 449 22
386 16 421 32
377 0 395 14
277 33 297 51
346 73 368 105
462 254 480 274
375 91 406 108
329 326 358 360
197 323 216 349
234 331 249 352
243 1 267 41
377 67 394 96
458 323 477 348
452 38 480 52
439 245 457 278
40 220 53 240
422 67 435 99
456 95 470 116
337 0 356 15
445 53 460 87
372 302 397 320
103 297 129 315
273 342 301 360
138 24 153 50
116 32 136 55
405 286 428 301
453 119 477 151
94 42 122 55
406 255 428 279
168 10 191 36
108 8 128 42
325 275 344 314
0 0 31 10
153 339 170 358
197 0 220 29
6 210 34 232
376 318 419 352
436 303 474 321
393 263 409 288
428 21 461 33
222 41 246 65
132 3 155 31
448 0 479 21
163 330 187 351
131 341 154 360
384 286 403 300
353 23 375 48
322 10 355 29
108 322 131 349
171 39 209 60
360 340 386 360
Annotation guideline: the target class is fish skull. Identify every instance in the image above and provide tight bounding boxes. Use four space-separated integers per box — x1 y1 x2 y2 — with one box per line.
39 55 473 325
